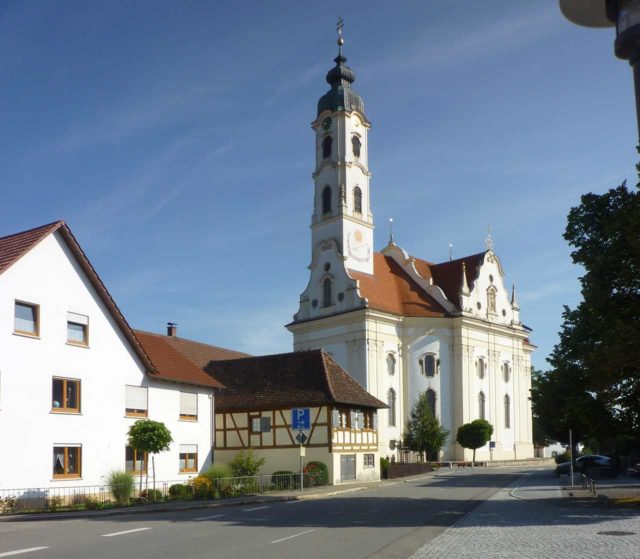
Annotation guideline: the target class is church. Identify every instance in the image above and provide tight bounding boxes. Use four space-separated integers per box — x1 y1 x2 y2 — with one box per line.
287 30 535 462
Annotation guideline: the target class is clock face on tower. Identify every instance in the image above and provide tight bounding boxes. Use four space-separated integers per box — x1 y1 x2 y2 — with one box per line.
347 229 371 263
322 117 332 131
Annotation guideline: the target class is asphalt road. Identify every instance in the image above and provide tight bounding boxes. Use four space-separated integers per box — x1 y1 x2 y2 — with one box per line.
0 467 532 559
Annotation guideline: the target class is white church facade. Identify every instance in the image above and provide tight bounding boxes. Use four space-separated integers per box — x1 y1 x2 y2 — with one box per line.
288 34 535 462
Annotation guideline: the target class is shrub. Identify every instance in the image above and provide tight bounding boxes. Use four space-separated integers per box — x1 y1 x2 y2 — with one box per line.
107 471 135 505
139 488 163 502
168 484 190 499
230 450 266 477
271 471 299 490
0 496 16 513
304 461 328 486
380 456 390 479
47 496 63 511
190 476 214 499
84 495 100 510
555 451 571 464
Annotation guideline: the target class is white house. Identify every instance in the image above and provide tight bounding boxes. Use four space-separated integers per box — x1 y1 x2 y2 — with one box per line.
0 221 232 490
288 35 535 462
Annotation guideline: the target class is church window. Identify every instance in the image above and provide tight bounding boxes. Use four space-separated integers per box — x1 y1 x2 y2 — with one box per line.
352 135 361 159
322 135 332 159
387 388 396 427
487 287 497 314
504 394 511 428
477 358 486 380
322 278 333 308
478 391 486 420
503 362 510 383
322 186 332 214
387 353 396 375
424 354 436 378
353 186 362 214
425 389 436 417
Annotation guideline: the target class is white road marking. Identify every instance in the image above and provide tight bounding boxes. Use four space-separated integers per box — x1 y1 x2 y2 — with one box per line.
243 505 269 512
0 548 49 558
194 513 225 521
101 527 151 537
271 529 315 544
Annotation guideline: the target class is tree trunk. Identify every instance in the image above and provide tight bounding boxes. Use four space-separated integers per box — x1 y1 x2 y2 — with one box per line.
472 448 476 468
152 455 156 499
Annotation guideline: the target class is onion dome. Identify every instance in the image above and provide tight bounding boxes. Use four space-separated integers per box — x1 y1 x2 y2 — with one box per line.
317 37 365 116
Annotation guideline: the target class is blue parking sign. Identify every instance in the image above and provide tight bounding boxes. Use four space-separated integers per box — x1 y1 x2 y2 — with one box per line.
291 408 311 430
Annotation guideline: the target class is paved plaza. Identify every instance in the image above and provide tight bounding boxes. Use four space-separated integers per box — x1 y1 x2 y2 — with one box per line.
411 469 640 559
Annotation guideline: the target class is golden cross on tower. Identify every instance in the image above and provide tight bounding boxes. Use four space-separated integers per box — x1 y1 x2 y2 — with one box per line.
336 17 344 54
485 225 494 252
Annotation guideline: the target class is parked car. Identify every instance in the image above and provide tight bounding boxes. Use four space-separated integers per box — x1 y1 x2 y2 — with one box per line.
555 454 613 477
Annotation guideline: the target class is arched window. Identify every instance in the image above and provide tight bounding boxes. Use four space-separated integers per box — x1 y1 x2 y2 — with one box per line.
386 353 396 376
322 186 331 214
504 394 511 428
478 391 486 420
352 135 361 159
353 186 362 214
503 362 510 383
387 388 396 426
487 287 497 314
477 358 486 380
425 389 436 417
322 136 332 159
322 278 332 308
424 355 436 378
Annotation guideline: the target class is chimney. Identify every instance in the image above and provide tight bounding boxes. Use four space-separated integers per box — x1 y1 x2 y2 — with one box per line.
166 322 177 337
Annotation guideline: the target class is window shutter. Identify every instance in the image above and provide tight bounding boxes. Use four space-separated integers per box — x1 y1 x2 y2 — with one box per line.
260 417 271 433
350 410 357 429
373 412 378 430
180 392 198 416
125 386 148 410
67 312 88 325
332 409 340 427
180 444 197 454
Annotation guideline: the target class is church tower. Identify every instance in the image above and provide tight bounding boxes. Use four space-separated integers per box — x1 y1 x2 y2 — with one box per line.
311 27 374 276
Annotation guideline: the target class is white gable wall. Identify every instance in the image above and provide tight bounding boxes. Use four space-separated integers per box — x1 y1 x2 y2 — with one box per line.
0 232 214 489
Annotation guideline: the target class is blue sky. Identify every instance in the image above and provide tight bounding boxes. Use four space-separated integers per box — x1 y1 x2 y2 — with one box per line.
1 2 637 369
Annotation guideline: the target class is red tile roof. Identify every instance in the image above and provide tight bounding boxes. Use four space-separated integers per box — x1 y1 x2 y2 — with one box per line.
350 253 449 318
134 330 248 389
206 349 386 412
428 252 486 305
0 221 62 275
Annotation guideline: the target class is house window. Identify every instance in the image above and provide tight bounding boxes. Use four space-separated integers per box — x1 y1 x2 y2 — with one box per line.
125 446 147 475
426 389 437 417
478 391 486 420
179 445 198 473
386 353 396 375
504 395 511 429
503 362 510 383
67 312 89 345
125 385 148 417
352 135 361 159
52 378 80 413
179 392 198 421
250 416 271 433
363 410 374 429
323 278 333 307
322 186 332 214
477 358 486 380
338 409 349 429
424 354 436 378
353 186 362 214
363 454 374 468
14 301 39 336
322 135 332 159
388 388 396 427
53 446 81 479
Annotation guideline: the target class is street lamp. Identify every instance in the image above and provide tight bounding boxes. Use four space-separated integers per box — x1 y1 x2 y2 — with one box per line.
560 0 640 136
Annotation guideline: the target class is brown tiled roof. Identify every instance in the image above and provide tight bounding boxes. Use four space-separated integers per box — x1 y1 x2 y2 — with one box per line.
0 221 62 275
350 253 448 318
134 330 248 389
207 349 386 412
0 221 156 373
428 252 486 305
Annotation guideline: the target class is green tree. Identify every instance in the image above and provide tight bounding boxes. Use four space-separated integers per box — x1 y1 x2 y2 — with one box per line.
128 419 173 494
456 420 493 466
402 392 449 461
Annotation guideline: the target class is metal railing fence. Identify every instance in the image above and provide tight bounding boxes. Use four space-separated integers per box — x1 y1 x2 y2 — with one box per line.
0 471 327 515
